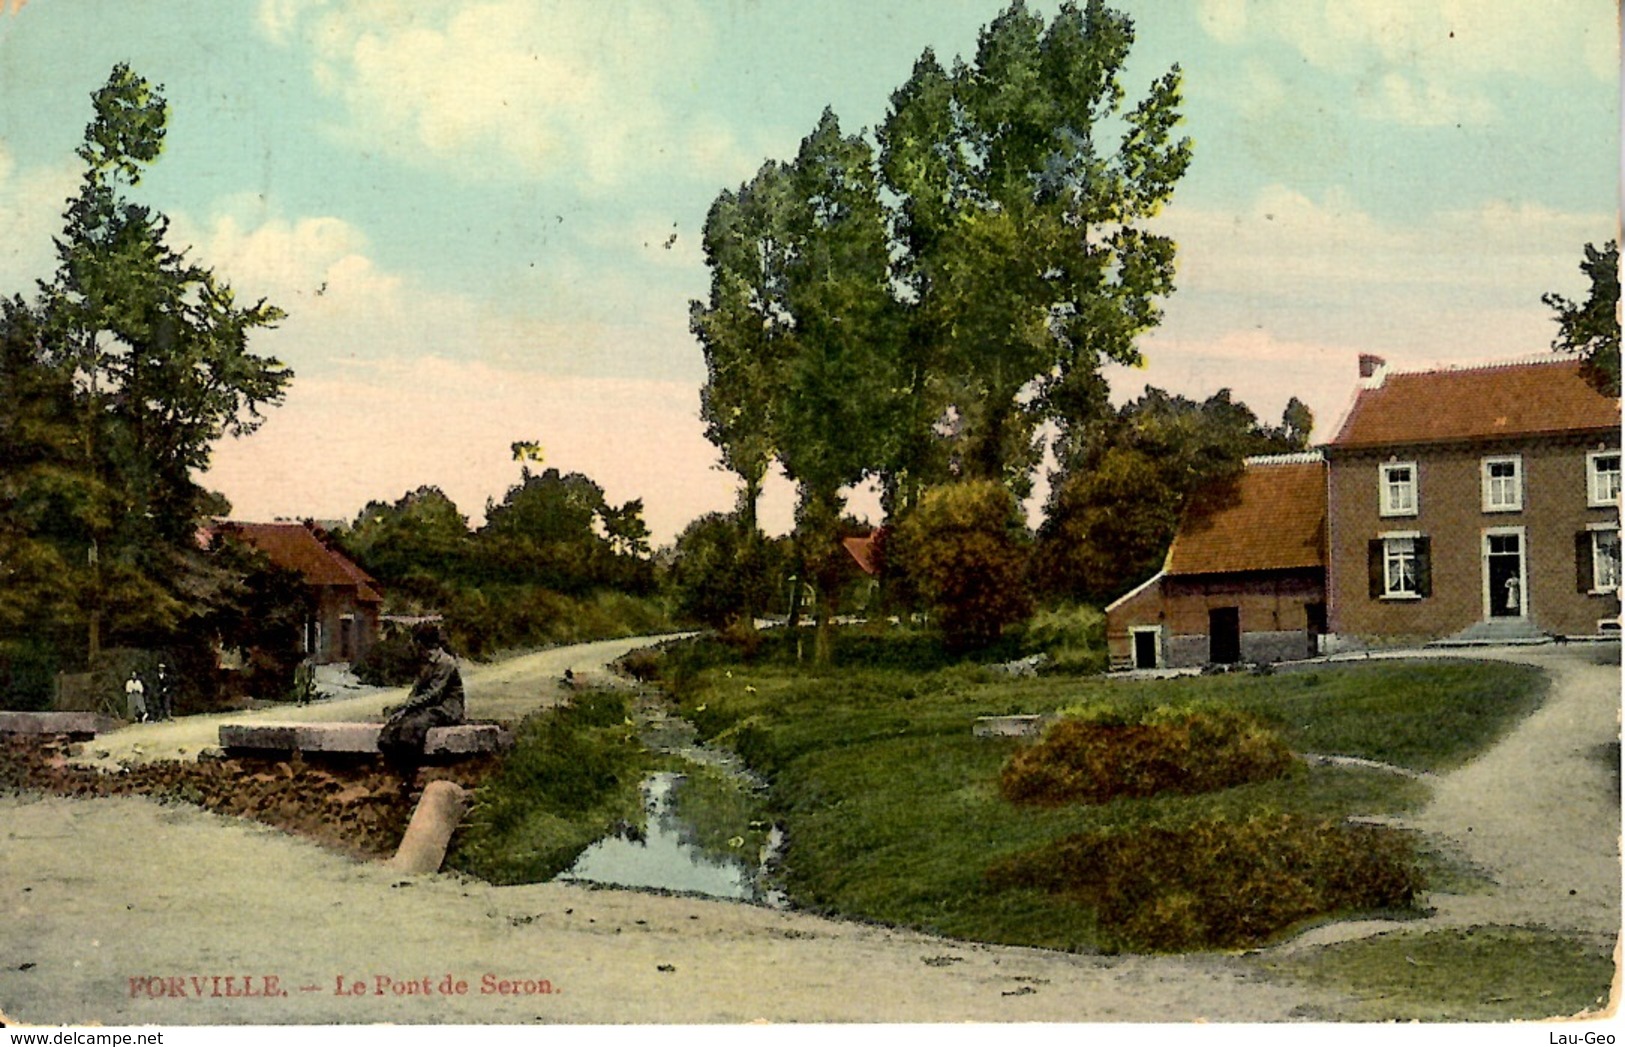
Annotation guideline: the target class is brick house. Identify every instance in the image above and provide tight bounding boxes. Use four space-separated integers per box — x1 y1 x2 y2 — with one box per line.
1324 356 1620 647
216 521 383 664
1105 452 1328 669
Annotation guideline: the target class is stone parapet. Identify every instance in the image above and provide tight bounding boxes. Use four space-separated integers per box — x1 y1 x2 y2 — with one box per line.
220 722 510 757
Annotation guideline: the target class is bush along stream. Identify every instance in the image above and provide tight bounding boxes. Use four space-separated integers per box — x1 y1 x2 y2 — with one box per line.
448 681 785 905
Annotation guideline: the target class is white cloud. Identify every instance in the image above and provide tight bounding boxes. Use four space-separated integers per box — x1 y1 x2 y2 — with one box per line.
0 143 77 291
256 0 738 189
1159 187 1612 300
1208 0 1616 80
1357 71 1500 127
1198 0 1616 126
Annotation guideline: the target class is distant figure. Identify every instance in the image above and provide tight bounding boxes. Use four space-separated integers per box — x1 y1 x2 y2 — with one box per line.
378 622 465 768
124 672 147 722
561 668 575 690
152 662 172 721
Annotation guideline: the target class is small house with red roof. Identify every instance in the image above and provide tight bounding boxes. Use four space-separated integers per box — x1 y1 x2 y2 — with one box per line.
1106 452 1328 669
215 520 382 664
1325 355 1619 646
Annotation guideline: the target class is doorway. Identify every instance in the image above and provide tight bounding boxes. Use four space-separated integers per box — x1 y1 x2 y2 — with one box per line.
1484 530 1526 619
1131 628 1159 670
1208 607 1241 664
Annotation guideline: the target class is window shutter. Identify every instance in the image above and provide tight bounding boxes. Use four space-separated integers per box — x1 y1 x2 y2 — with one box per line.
1368 539 1383 598
1415 537 1432 597
1577 532 1594 593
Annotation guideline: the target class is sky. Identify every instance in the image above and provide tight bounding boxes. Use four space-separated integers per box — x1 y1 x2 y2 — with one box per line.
0 0 1617 544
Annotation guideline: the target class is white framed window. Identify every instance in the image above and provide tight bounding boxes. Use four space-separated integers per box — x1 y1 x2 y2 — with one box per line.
1371 531 1428 600
1588 450 1621 508
1379 461 1418 517
1385 537 1418 597
1591 526 1621 593
1481 455 1522 512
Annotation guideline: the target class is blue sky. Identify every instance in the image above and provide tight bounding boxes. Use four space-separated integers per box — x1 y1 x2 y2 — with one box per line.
0 0 1616 541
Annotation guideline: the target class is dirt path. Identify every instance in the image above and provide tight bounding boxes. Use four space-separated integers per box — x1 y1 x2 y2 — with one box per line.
1284 644 1621 952
0 642 1616 1025
66 634 682 771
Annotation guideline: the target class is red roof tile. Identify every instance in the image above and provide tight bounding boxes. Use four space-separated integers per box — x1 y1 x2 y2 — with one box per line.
1332 357 1618 449
1165 457 1326 576
842 533 880 576
221 521 382 602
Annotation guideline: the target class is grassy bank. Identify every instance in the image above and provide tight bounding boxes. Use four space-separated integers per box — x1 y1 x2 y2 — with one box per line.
1256 926 1616 1020
655 632 1546 951
448 688 648 884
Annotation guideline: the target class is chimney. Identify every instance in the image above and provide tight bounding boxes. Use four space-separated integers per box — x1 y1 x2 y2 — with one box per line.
1358 354 1387 379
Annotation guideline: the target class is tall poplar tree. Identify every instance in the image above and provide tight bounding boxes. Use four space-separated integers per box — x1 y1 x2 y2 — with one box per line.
878 0 1191 499
8 64 292 662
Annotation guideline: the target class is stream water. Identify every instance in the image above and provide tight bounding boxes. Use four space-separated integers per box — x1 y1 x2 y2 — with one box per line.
555 771 786 906
553 689 787 907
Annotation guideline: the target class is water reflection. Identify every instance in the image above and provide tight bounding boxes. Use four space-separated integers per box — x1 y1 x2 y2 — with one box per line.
556 772 786 907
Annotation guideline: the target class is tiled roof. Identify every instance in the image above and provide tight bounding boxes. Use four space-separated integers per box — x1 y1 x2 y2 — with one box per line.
1331 357 1619 448
1165 458 1326 576
221 521 382 602
842 533 880 576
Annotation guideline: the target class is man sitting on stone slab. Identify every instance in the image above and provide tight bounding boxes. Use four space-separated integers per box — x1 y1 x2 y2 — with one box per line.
378 622 465 768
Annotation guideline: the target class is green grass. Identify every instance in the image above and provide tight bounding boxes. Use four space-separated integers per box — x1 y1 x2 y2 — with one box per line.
448 689 648 884
1256 926 1617 1021
657 639 1545 951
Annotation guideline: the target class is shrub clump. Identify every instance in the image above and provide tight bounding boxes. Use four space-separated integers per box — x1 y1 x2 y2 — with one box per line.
1000 705 1297 805
987 813 1425 951
890 480 1033 653
1020 604 1107 674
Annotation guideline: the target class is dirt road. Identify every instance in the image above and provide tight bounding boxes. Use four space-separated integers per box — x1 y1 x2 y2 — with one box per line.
66 634 678 771
0 641 1617 1025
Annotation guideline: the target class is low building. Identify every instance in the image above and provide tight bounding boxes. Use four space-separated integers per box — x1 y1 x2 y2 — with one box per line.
1324 355 1620 646
1106 453 1327 669
216 520 383 664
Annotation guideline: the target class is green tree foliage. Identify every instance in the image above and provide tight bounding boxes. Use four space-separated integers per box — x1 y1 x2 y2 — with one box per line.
0 299 92 653
774 111 908 662
0 65 291 689
47 65 289 552
692 161 795 538
668 512 779 630
1545 240 1620 397
478 467 652 595
1039 387 1310 603
691 3 1191 658
341 486 472 606
891 480 1034 652
879 0 1192 500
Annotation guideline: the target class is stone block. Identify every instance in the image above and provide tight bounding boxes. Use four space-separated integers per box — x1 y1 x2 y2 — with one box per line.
424 724 511 755
219 724 300 752
219 721 510 757
973 714 1055 739
0 711 115 738
296 723 383 753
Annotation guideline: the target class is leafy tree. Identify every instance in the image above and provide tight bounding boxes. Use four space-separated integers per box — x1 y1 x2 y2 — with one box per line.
340 486 472 606
668 511 779 630
772 111 907 663
879 0 1192 498
692 161 796 540
477 466 653 595
891 480 1033 652
0 298 91 655
1039 387 1308 602
0 65 290 676
1545 240 1620 397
